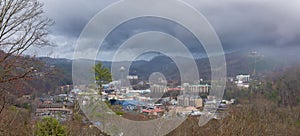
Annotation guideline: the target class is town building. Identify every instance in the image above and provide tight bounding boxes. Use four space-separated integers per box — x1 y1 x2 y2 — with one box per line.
150 84 167 94
236 75 250 82
35 103 73 117
235 74 250 88
181 84 210 96
177 95 203 108
188 84 209 95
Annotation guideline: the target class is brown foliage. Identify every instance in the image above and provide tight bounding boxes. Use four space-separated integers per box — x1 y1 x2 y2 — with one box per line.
0 0 52 115
0 106 32 136
168 104 300 136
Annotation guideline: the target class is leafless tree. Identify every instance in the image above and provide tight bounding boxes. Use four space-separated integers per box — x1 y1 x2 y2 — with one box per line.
0 0 53 114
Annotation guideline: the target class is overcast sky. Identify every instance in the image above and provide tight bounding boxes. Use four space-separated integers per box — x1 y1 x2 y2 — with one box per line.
27 0 300 61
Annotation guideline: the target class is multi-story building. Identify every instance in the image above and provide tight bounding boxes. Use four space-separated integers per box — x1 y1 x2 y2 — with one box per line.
189 96 203 107
235 74 250 88
189 84 209 95
177 95 203 108
236 75 250 82
182 84 210 95
150 84 167 94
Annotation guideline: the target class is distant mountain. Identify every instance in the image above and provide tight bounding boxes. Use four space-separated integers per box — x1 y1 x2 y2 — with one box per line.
38 51 296 85
37 57 73 85
0 51 75 96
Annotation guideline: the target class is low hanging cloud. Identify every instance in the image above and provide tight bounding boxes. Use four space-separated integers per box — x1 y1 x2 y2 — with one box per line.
32 0 300 60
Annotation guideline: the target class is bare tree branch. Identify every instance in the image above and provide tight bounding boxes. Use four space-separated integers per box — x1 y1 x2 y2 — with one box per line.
0 0 53 85
0 96 6 114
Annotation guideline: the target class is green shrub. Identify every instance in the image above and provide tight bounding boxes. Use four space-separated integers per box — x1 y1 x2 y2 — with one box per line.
35 117 67 136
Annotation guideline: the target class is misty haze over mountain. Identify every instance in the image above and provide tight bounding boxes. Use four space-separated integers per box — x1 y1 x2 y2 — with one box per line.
24 0 300 65
39 50 296 85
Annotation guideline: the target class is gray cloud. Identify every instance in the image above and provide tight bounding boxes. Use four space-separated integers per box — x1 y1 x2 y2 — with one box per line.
192 0 300 49
43 0 117 37
32 0 300 60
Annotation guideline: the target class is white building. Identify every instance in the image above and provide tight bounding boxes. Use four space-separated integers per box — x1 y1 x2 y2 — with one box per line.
150 84 167 94
182 84 210 95
189 84 209 94
236 75 250 82
127 75 138 80
235 75 250 88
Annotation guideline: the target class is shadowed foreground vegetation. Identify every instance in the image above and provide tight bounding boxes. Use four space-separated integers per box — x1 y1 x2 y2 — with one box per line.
1 100 299 136
168 103 300 136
